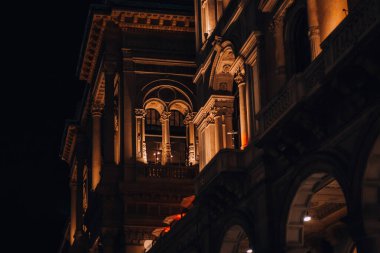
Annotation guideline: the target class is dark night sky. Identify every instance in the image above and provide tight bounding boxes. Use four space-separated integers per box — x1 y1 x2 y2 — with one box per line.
2 0 91 252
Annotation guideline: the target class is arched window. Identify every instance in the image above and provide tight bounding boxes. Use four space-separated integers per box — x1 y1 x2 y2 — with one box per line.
169 110 186 166
146 109 161 134
285 6 311 76
145 109 162 164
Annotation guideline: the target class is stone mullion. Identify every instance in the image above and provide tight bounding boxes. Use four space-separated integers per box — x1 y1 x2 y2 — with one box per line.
160 111 171 165
135 109 147 164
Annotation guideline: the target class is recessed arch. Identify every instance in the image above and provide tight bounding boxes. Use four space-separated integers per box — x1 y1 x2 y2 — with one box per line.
138 79 194 109
362 133 380 238
144 98 167 115
219 225 252 253
168 100 192 115
210 42 236 92
286 172 354 252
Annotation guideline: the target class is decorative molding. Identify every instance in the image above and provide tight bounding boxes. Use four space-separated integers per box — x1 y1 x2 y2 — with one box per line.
112 10 195 33
61 124 78 164
193 95 235 130
91 102 104 117
135 108 147 118
160 111 171 121
233 68 245 85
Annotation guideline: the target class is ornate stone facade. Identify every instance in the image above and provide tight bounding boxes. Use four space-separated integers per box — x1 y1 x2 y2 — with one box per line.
60 0 380 253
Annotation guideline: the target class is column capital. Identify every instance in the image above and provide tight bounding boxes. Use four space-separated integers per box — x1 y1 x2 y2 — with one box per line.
91 102 104 117
183 112 197 125
234 68 246 86
134 108 146 118
160 111 171 121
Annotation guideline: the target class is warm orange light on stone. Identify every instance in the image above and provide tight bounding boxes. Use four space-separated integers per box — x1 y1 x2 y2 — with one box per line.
317 0 348 41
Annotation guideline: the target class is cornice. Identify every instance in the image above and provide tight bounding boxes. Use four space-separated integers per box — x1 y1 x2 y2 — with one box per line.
111 10 194 33
61 124 78 164
230 31 261 73
79 15 107 83
193 95 235 127
221 0 248 36
79 9 195 84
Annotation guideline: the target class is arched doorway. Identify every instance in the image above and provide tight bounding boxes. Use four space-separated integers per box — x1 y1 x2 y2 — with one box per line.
286 173 355 253
220 225 252 253
361 134 380 252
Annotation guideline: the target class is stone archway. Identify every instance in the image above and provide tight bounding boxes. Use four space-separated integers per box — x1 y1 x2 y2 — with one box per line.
286 173 355 253
219 225 252 253
361 134 380 252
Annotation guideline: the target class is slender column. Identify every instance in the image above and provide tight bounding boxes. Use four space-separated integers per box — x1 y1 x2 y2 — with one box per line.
235 69 248 149
114 98 120 165
91 103 103 191
160 111 171 165
216 0 223 20
75 133 86 242
184 112 196 165
307 0 321 59
135 109 147 164
205 0 216 35
75 160 84 240
70 181 77 245
103 65 116 164
212 110 223 153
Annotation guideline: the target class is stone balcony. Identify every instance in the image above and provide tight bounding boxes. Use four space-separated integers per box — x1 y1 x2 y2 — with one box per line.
255 0 380 143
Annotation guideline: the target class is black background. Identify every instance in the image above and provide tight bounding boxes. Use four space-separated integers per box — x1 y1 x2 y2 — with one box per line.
2 0 91 251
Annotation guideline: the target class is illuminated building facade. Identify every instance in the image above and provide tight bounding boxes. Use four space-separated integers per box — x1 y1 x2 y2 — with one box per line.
60 0 380 253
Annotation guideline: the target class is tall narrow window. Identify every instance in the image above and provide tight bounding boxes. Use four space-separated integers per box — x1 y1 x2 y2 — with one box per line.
145 109 162 164
285 7 311 76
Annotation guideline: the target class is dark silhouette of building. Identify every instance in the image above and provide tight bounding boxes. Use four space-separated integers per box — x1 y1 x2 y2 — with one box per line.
60 0 380 252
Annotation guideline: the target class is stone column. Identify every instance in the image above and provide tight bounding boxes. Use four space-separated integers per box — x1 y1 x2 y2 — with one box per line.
91 103 103 191
216 0 223 20
160 111 171 165
103 64 116 164
184 112 196 165
212 109 223 153
75 161 84 241
235 69 248 149
135 109 147 164
70 180 77 245
306 0 322 59
114 98 120 165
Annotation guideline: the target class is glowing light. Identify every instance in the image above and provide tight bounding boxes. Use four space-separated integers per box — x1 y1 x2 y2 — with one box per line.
303 215 312 222
247 249 253 253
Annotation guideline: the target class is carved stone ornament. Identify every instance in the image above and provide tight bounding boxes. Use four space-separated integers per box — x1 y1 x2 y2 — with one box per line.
135 108 146 118
222 64 231 73
234 68 246 85
160 111 171 121
183 112 196 125
91 102 104 116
